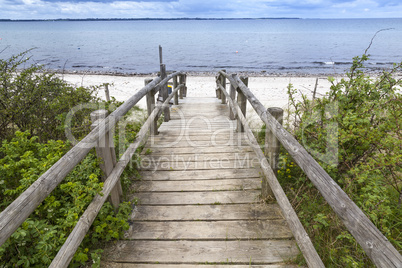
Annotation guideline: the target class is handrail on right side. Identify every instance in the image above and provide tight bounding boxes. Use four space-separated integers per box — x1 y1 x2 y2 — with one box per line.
216 70 402 268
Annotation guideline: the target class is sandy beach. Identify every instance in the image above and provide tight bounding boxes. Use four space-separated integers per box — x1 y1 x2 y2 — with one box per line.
58 73 342 128
60 73 338 107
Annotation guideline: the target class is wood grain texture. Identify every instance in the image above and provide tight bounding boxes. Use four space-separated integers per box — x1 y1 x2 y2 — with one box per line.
102 85 300 267
104 240 299 264
139 168 261 181
134 190 261 205
131 204 284 221
132 178 261 192
128 220 293 240
102 264 300 268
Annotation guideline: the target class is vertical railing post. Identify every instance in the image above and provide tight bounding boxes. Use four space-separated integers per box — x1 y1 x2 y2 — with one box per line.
220 69 226 104
229 73 237 120
262 107 283 199
179 75 184 99
173 75 179 105
183 74 187 97
236 76 248 132
104 84 111 102
91 110 121 210
216 74 221 99
160 64 170 122
145 78 158 135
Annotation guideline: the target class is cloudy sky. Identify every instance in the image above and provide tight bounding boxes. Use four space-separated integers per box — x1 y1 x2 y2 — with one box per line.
1 0 402 20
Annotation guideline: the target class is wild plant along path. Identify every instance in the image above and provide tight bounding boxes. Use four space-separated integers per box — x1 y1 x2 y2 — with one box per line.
102 94 300 267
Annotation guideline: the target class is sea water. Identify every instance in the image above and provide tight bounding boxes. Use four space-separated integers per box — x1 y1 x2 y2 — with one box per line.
0 18 401 75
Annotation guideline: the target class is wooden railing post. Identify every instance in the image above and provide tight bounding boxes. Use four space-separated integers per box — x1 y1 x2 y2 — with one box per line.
145 78 158 135
229 73 237 120
263 107 283 199
183 74 187 97
236 76 248 132
160 64 170 122
179 75 184 99
90 110 121 210
104 84 111 102
216 74 222 99
173 75 179 105
220 69 226 104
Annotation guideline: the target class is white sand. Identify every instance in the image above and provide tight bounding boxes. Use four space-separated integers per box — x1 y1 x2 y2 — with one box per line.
59 73 341 128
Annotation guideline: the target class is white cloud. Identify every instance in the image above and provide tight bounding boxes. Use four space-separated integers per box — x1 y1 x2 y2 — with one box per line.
0 0 401 19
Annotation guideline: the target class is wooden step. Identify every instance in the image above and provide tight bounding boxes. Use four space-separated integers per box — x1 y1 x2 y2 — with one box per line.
103 240 299 264
127 220 293 240
131 204 284 221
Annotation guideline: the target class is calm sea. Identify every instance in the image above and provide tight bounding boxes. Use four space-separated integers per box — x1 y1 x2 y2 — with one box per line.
1 19 401 75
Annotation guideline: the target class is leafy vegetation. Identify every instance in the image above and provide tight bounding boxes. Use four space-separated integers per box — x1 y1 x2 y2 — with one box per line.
276 55 402 266
0 51 102 143
0 52 142 267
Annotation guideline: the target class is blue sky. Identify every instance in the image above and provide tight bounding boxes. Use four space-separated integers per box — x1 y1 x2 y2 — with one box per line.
1 0 401 20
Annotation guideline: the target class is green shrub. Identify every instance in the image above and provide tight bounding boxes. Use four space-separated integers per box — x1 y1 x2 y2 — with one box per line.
0 51 101 143
279 55 402 266
0 131 132 267
0 52 143 267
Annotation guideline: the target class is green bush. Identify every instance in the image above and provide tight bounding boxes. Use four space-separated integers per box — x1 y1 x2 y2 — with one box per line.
0 131 132 267
280 55 402 266
0 51 100 142
0 52 143 267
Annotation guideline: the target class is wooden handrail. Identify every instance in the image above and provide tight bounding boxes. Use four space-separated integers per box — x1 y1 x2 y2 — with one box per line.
216 72 324 267
0 71 185 248
217 70 402 267
50 83 185 267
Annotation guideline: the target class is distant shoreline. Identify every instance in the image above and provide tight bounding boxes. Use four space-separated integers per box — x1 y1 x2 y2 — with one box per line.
46 68 391 79
0 18 300 22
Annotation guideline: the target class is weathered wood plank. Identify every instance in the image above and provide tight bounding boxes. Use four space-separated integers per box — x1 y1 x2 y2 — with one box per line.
102 264 300 268
132 204 284 221
134 190 261 205
145 140 252 148
103 240 299 264
142 146 254 154
132 178 261 192
128 220 292 240
139 159 260 171
138 168 261 181
140 152 255 161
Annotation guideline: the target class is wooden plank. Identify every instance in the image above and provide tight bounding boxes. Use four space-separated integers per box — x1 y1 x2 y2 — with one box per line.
156 129 236 136
140 152 255 161
142 146 254 154
232 74 402 267
128 220 293 240
131 204 285 221
103 264 300 268
134 190 261 205
139 168 261 181
146 133 247 142
103 240 299 264
145 141 251 148
138 159 260 171
133 178 261 192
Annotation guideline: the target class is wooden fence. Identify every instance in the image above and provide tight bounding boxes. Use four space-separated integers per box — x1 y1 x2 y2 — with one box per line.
0 65 187 267
215 70 402 268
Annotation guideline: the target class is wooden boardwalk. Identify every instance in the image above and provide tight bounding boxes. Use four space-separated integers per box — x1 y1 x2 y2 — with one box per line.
102 96 300 267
